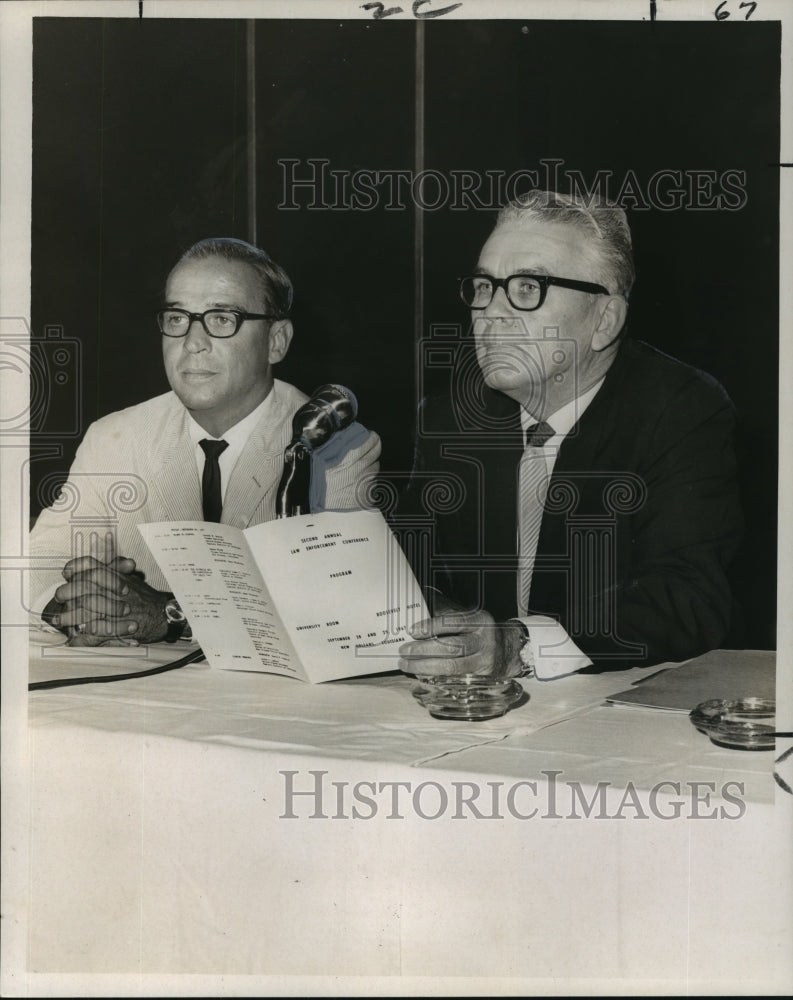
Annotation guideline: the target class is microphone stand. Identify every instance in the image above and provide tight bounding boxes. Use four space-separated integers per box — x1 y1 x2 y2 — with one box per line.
276 383 358 518
276 441 312 518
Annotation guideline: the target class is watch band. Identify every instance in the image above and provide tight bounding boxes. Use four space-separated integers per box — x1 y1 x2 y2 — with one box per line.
164 598 192 643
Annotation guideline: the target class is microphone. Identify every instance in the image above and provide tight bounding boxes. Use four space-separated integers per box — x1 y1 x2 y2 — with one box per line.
286 383 358 454
276 384 359 517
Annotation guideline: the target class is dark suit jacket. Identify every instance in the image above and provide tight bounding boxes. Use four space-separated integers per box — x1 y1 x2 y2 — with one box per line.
401 338 743 669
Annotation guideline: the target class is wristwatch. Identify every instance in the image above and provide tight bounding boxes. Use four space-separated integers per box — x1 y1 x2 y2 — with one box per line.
164 598 192 643
511 619 534 678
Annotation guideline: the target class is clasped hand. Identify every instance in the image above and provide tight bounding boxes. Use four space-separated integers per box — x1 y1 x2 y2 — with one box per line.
43 555 170 646
398 603 524 680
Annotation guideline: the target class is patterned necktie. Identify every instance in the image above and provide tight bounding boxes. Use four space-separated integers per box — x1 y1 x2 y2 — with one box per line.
517 421 555 615
199 439 229 522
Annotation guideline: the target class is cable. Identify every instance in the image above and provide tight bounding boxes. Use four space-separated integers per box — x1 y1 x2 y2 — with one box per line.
28 646 206 691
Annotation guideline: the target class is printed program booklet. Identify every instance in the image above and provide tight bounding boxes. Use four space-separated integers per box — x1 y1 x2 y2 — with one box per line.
139 509 428 683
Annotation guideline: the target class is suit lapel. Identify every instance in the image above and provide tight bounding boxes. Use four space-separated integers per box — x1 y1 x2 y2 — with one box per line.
530 344 630 612
547 340 632 491
222 386 293 528
148 401 204 522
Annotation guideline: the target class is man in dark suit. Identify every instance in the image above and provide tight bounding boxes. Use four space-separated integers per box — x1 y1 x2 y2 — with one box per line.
399 190 742 681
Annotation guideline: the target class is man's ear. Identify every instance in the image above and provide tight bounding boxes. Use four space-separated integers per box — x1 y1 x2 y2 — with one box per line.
268 319 294 364
592 296 627 352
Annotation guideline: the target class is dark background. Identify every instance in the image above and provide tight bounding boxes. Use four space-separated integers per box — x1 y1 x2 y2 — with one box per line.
31 17 779 648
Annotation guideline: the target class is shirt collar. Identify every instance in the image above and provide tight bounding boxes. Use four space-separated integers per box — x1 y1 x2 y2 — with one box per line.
186 390 275 451
521 376 606 439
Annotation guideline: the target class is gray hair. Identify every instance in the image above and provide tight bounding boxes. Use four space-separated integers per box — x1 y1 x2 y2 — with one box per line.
174 237 293 318
495 190 635 298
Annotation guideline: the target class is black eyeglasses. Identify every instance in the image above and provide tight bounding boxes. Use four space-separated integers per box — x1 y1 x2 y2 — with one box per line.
458 273 610 312
157 308 277 339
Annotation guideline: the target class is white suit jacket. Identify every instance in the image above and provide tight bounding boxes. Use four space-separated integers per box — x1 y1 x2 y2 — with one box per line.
29 379 381 602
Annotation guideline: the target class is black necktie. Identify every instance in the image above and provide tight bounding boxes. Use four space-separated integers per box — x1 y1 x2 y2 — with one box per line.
199 439 229 522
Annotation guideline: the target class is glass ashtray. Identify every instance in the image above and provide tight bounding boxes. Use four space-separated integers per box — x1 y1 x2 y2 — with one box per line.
689 697 776 751
412 674 525 721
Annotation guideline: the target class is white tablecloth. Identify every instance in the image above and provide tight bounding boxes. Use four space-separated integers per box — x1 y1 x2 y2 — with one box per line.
10 634 793 994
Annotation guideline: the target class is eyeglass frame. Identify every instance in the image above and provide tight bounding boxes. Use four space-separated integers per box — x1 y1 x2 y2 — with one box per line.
157 308 280 339
458 272 611 312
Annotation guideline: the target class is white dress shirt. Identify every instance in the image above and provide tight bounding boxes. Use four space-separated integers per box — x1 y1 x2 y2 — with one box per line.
516 377 605 680
186 392 275 504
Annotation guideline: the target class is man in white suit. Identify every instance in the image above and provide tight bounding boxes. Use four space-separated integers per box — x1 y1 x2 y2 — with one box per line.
31 237 381 646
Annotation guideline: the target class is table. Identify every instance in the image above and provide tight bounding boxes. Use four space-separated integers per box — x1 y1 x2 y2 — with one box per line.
11 633 793 994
